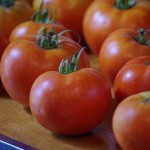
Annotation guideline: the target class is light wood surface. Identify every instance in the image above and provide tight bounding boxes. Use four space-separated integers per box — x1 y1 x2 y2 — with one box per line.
0 55 121 150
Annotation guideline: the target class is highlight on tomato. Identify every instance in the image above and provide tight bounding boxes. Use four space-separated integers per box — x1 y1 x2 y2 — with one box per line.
99 28 150 83
1 25 90 106
83 0 150 55
29 48 112 135
114 55 150 103
0 0 33 39
9 1 70 42
113 91 150 150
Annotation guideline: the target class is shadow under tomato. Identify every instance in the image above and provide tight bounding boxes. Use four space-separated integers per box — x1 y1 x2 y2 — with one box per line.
0 81 9 98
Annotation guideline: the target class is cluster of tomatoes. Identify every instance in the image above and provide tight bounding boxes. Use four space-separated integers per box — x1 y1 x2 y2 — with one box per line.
1 0 150 149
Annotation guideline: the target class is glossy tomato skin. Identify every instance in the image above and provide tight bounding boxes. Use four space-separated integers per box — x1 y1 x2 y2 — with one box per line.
33 0 93 39
114 56 150 103
113 91 150 150
99 28 150 83
0 0 33 39
9 21 71 42
1 37 90 106
83 0 150 55
29 68 112 135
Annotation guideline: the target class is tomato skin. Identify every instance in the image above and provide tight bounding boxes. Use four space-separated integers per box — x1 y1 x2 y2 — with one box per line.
1 37 90 106
83 0 150 55
113 91 150 150
29 68 112 135
99 28 150 83
114 56 150 103
0 0 33 39
9 21 71 42
33 0 93 40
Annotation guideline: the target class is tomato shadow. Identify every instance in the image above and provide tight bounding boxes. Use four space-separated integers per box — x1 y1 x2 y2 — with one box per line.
51 99 122 150
0 81 10 98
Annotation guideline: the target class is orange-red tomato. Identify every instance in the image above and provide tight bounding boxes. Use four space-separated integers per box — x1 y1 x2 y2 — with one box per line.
33 0 93 41
25 0 33 5
83 0 150 55
113 91 150 150
9 2 71 42
114 56 150 103
0 0 33 39
9 22 71 42
1 28 90 106
99 28 150 83
30 67 112 135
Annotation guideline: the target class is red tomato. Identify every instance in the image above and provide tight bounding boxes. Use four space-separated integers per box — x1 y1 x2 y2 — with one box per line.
25 0 33 5
83 0 150 55
0 0 33 39
114 55 150 103
1 27 90 106
9 2 71 42
113 91 150 150
99 28 150 83
29 62 112 135
33 0 93 41
9 21 71 42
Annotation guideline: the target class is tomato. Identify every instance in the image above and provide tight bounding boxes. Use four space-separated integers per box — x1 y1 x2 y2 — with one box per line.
83 0 150 55
0 0 33 39
29 50 112 135
114 55 150 103
9 2 71 42
1 27 90 106
113 91 150 150
99 28 150 83
25 0 33 5
33 0 93 42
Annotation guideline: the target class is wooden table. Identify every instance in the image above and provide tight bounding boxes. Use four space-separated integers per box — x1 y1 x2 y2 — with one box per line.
0 55 121 150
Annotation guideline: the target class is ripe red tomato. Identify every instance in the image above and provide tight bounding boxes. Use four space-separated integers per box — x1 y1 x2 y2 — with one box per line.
1 27 90 106
99 28 150 83
29 52 112 135
9 2 71 42
83 0 150 55
113 91 150 150
33 0 93 41
0 0 33 39
114 55 150 103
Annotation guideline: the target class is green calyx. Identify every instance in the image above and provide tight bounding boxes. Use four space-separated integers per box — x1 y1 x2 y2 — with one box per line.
37 25 80 49
0 0 15 7
31 1 57 23
134 28 150 46
115 0 136 9
59 47 86 74
37 27 58 49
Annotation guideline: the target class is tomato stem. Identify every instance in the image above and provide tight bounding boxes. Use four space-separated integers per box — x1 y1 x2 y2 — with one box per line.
37 25 80 49
0 0 15 7
31 1 51 23
115 0 135 9
59 47 86 74
134 28 150 46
